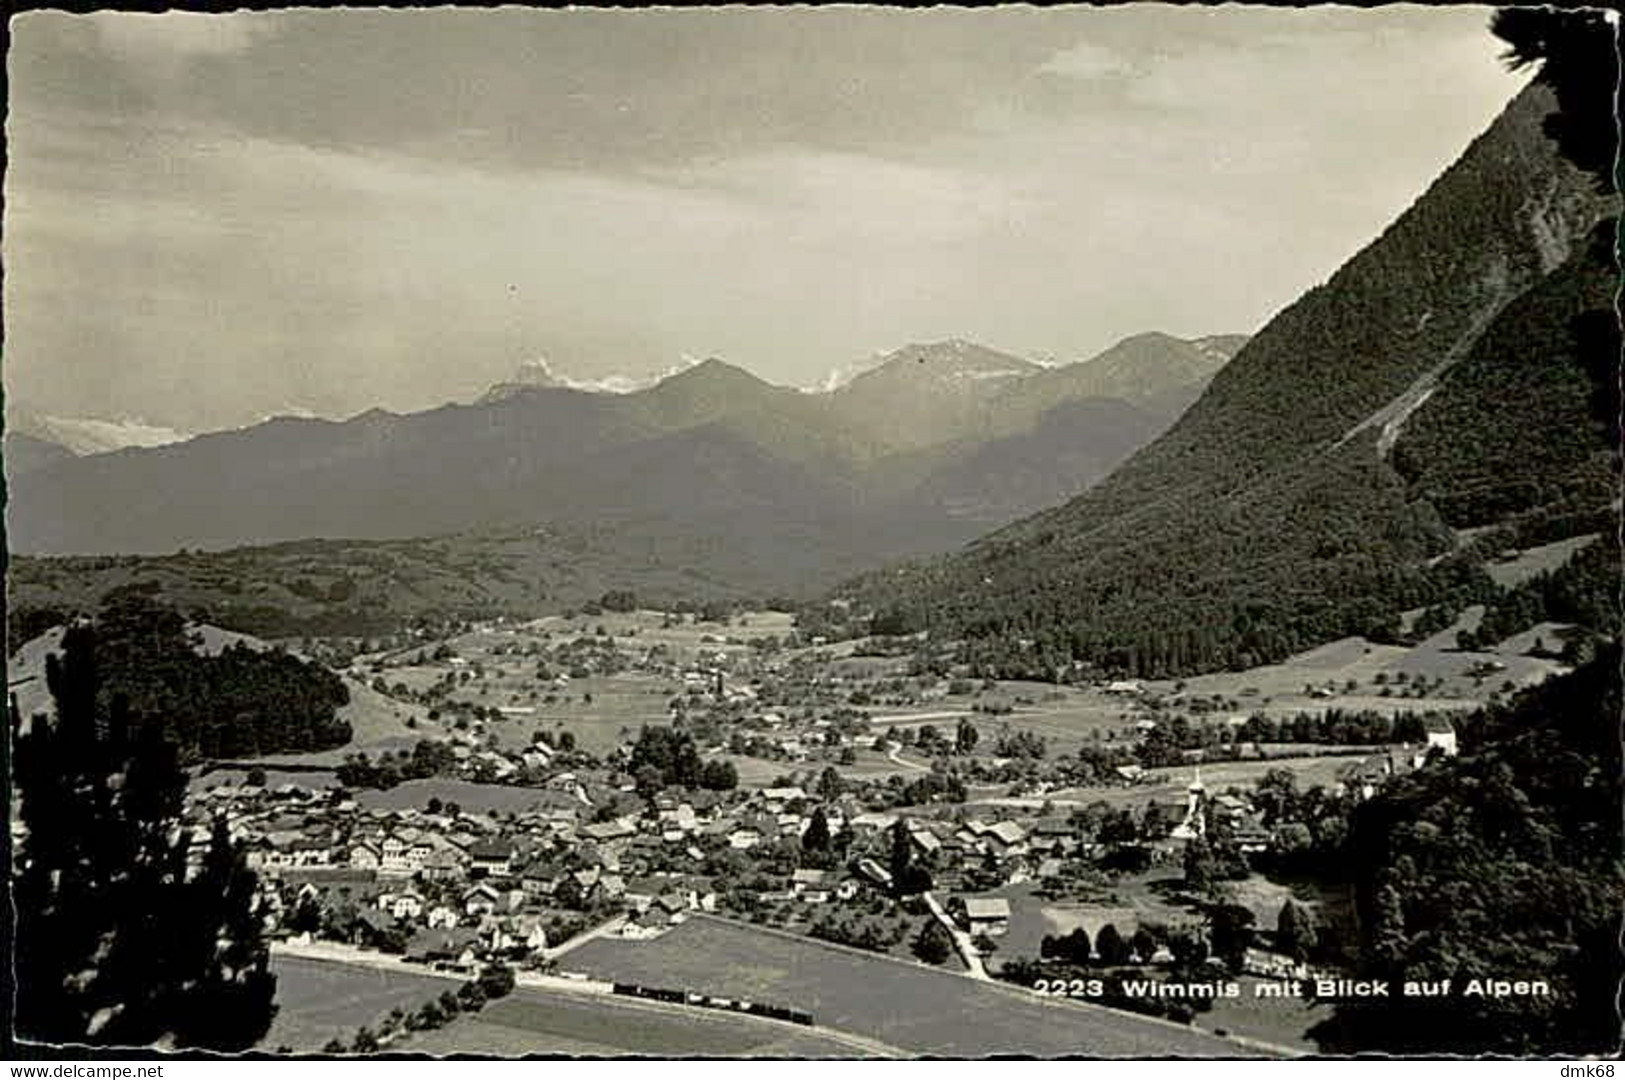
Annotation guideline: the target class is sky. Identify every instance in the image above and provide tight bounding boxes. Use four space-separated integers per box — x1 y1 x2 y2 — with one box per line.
5 5 1531 434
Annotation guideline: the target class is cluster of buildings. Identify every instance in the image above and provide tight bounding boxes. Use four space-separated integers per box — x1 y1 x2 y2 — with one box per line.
189 754 1191 974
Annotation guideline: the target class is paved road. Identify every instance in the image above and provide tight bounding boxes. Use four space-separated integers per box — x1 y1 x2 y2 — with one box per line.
272 937 613 995
869 710 972 725
922 891 989 980
270 936 906 1057
885 746 931 772
542 914 628 960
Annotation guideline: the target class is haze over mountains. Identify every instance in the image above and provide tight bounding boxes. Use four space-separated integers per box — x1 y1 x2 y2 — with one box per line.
6 331 1245 585
840 81 1618 677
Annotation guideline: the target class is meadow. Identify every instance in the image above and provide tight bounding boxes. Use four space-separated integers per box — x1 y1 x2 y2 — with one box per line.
562 914 1245 1056
399 985 876 1057
259 955 455 1053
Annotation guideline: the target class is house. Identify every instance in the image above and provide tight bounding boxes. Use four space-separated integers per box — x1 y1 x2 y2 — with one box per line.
427 904 461 929
985 821 1029 857
380 834 428 877
1105 680 1143 696
622 879 661 914
422 846 469 883
855 858 893 890
849 812 898 835
957 896 1012 937
790 868 830 897
1422 715 1459 757
657 803 699 832
348 841 382 871
580 819 637 844
727 828 762 851
565 867 603 907
469 838 516 877
404 927 479 970
909 829 942 856
463 882 502 917
1232 825 1272 854
1031 817 1072 843
760 787 807 811
507 914 550 953
380 890 425 920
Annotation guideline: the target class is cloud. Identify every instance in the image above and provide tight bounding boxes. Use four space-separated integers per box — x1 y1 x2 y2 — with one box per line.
4 6 1531 432
1036 40 1137 81
88 11 276 65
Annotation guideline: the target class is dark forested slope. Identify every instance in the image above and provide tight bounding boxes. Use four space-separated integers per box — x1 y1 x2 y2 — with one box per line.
1314 644 1623 1055
838 82 1615 679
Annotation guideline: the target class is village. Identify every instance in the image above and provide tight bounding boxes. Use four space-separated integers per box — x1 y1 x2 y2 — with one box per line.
162 602 1512 1053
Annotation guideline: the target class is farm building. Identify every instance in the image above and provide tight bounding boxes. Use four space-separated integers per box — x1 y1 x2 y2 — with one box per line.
955 896 1012 937
468 838 516 877
1422 715 1459 757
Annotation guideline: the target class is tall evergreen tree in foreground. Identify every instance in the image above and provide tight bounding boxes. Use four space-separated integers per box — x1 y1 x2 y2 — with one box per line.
12 622 277 1049
1492 6 1620 193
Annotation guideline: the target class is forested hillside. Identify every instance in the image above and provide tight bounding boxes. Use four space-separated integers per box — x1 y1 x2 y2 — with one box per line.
1313 644 1622 1055
14 591 352 760
837 77 1616 680
1391 217 1618 537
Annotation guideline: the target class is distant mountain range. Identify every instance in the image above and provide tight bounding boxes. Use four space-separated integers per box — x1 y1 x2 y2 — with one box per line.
7 331 1246 591
838 81 1618 677
6 413 191 457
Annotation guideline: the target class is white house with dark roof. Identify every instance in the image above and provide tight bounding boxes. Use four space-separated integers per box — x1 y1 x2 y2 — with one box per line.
469 838 516 877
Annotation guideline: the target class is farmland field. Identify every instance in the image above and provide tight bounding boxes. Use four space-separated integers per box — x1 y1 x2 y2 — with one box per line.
468 674 677 756
972 879 1335 1053
1142 632 1562 712
977 754 1372 815
353 777 570 816
562 914 1251 1056
1198 977 1323 1053
399 985 879 1057
1483 533 1600 588
260 955 455 1053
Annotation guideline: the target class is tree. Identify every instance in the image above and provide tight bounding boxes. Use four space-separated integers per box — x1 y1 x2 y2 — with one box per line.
1207 904 1256 971
801 807 832 867
912 920 954 965
1276 899 1318 963
1064 926 1093 966
634 764 665 800
1366 882 1410 976
1492 7 1620 193
1182 837 1217 892
1096 923 1131 966
13 625 278 1049
699 759 739 791
888 817 913 894
477 964 516 1000
954 718 980 754
1169 930 1209 969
